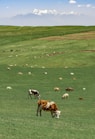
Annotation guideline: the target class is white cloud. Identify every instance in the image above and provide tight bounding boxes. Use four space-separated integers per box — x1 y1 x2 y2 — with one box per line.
86 4 91 8
61 11 79 15
1 9 95 26
78 4 92 8
69 0 76 4
32 9 58 15
69 11 77 15
32 9 79 16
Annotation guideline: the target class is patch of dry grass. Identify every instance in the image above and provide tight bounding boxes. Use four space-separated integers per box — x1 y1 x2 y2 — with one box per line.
39 31 95 40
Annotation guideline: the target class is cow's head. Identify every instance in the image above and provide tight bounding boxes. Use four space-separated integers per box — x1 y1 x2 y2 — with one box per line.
53 110 61 118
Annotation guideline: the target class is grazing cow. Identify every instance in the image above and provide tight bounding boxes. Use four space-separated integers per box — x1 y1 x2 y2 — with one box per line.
65 87 74 91
62 93 69 99
28 89 40 99
36 100 61 118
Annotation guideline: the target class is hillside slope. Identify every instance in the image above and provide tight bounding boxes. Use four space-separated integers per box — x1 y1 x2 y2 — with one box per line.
0 26 95 67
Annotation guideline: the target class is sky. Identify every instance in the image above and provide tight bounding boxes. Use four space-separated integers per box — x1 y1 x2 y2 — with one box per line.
0 0 95 26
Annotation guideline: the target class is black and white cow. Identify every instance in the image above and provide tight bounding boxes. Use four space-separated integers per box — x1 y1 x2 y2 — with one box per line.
28 89 40 99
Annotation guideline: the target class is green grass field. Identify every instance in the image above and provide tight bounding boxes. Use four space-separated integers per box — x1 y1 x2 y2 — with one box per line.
0 26 95 139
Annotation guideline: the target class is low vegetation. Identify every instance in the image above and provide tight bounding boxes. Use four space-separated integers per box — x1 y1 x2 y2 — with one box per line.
0 26 95 139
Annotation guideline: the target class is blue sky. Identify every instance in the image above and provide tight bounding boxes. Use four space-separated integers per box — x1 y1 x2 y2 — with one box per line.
0 0 95 26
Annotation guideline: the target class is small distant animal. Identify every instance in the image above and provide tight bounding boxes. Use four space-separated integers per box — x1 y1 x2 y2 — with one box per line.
28 89 40 99
36 99 61 118
65 87 74 91
6 86 12 89
54 87 60 91
62 93 69 99
79 97 84 100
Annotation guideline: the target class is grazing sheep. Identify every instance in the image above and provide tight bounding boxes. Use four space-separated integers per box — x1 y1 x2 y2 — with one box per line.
83 88 86 91
79 97 84 100
18 72 23 75
70 72 74 75
28 72 32 75
54 87 60 91
6 86 12 89
65 87 74 91
62 93 69 99
7 67 11 70
44 72 47 75
59 77 63 80
28 89 40 99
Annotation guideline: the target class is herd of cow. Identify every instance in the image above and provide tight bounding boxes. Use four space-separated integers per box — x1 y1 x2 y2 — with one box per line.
28 88 73 119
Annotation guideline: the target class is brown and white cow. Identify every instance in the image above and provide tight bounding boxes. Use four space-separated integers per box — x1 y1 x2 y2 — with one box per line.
36 100 61 118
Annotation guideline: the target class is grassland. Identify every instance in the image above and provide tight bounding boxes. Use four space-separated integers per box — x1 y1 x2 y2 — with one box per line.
0 26 95 139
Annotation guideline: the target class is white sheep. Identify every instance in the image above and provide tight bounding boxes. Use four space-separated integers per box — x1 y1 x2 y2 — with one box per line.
18 72 23 75
54 87 60 91
70 72 74 75
6 86 12 89
83 88 86 91
62 93 69 99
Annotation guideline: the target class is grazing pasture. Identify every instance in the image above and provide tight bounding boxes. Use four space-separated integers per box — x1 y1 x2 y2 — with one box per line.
0 26 95 139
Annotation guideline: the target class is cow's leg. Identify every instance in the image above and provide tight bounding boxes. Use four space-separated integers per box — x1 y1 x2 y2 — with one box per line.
34 94 37 99
28 94 31 99
51 111 54 118
35 94 39 99
51 111 55 118
39 109 42 116
36 105 42 116
39 105 42 116
30 94 32 99
28 93 30 99
51 111 53 117
36 105 39 116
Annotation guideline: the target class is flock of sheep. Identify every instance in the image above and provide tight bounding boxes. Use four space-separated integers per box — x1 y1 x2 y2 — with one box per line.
28 87 74 100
